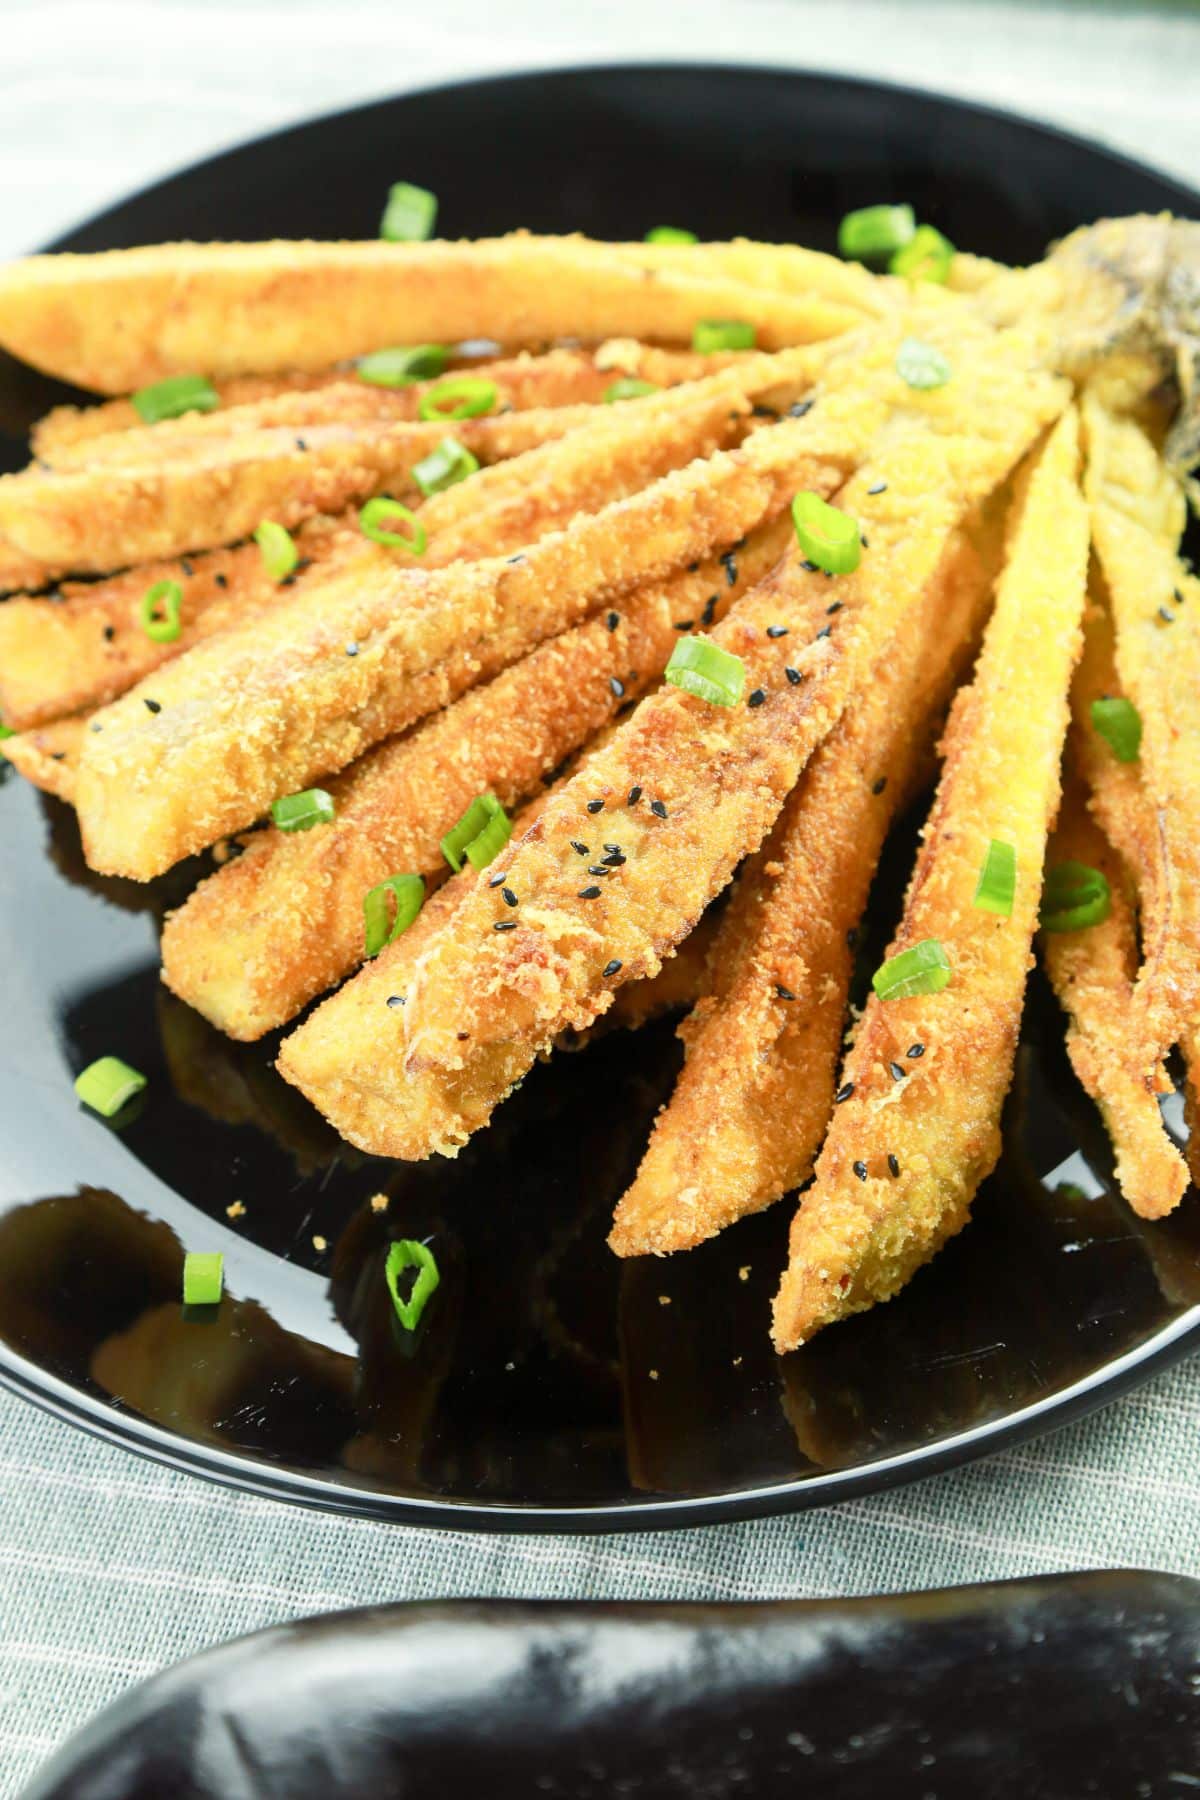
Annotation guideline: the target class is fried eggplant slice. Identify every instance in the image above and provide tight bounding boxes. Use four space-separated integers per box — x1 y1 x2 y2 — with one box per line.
0 716 85 802
31 369 347 458
1041 780 1189 1219
0 234 869 392
160 518 792 1041
1083 392 1200 1066
609 519 997 1257
771 408 1089 1351
279 342 1067 1160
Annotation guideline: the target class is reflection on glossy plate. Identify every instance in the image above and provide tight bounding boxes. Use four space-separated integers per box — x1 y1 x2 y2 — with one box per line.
0 64 1198 1530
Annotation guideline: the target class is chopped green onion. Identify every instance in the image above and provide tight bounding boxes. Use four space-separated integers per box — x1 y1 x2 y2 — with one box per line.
973 838 1016 917
692 319 756 353
441 792 511 872
872 938 953 1000
364 872 425 957
664 634 746 706
604 378 660 402
356 344 447 387
139 579 183 643
1091 695 1142 763
74 1055 147 1118
416 376 497 423
1040 861 1111 934
895 337 953 389
254 519 298 583
271 788 335 832
890 224 955 283
380 181 437 242
359 496 427 553
0 718 14 741
645 226 698 244
385 1239 440 1332
183 1251 223 1306
838 203 915 264
131 374 219 424
791 491 862 575
412 436 479 497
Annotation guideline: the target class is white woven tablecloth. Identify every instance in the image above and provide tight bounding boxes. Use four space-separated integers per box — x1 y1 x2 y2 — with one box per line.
2 1 1200 1790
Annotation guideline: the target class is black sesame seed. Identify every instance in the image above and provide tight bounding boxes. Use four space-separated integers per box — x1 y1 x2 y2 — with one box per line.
673 618 694 632
872 776 888 795
776 983 796 1000
345 641 359 656
103 624 115 642
816 625 832 641
587 865 612 877
493 918 518 931
386 994 405 1009
722 553 738 587
785 666 802 685
801 559 819 574
701 595 718 626
586 798 604 814
747 688 766 707
867 480 887 495
907 1042 925 1059
214 572 228 589
90 722 103 733
1173 587 1184 605
751 403 778 418
826 600 843 615
609 676 625 698
835 1082 855 1104
506 553 526 565
628 785 642 806
488 870 507 886
602 850 626 866
49 751 65 762
180 556 194 577
295 435 309 452
789 398 814 419
888 1153 900 1177
650 798 668 819
579 885 602 900
853 1160 868 1182
846 927 859 949
889 1061 906 1082
860 534 869 549
603 959 623 977
1158 605 1176 624
606 611 620 632
603 842 621 854
501 887 518 907
144 698 162 714
766 624 788 639
687 561 699 573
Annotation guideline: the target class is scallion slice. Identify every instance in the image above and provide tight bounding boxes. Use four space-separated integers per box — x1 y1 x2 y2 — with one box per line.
0 718 14 741
872 938 953 1000
604 378 660 402
664 634 746 706
74 1055 147 1118
271 788 335 832
359 496 427 553
357 344 447 387
183 1251 224 1307
838 203 915 263
380 180 437 242
441 793 511 872
791 491 862 575
364 872 425 958
895 337 953 389
254 519 298 582
1090 695 1142 763
645 226 698 244
131 374 219 424
973 838 1016 917
1040 861 1111 934
139 579 183 643
412 436 479 497
692 319 756 353
385 1239 440 1331
890 223 955 283
416 376 497 422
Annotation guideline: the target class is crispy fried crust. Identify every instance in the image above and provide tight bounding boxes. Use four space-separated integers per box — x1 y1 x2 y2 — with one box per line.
1041 780 1189 1218
609 522 997 1257
278 335 1066 1160
0 716 85 801
1082 392 1200 1068
74 369 852 880
771 408 1089 1352
0 235 869 392
160 518 792 1040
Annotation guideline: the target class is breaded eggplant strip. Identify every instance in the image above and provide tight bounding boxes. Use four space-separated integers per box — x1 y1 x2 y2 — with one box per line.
160 519 792 1041
609 521 997 1257
0 235 869 392
0 717 85 802
278 349 1067 1159
1083 392 1200 1068
0 402 607 588
771 409 1089 1352
622 239 896 317
74 396 855 881
1041 780 1189 1219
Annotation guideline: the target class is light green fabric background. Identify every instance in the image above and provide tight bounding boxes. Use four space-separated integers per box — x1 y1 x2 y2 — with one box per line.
2 1 1199 1791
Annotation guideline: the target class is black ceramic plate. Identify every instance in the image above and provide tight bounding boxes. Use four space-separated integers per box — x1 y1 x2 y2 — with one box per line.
22 1573 1200 1798
1 65 1199 1533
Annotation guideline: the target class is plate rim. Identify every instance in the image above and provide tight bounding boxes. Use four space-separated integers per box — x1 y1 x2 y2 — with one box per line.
4 58 1199 1533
